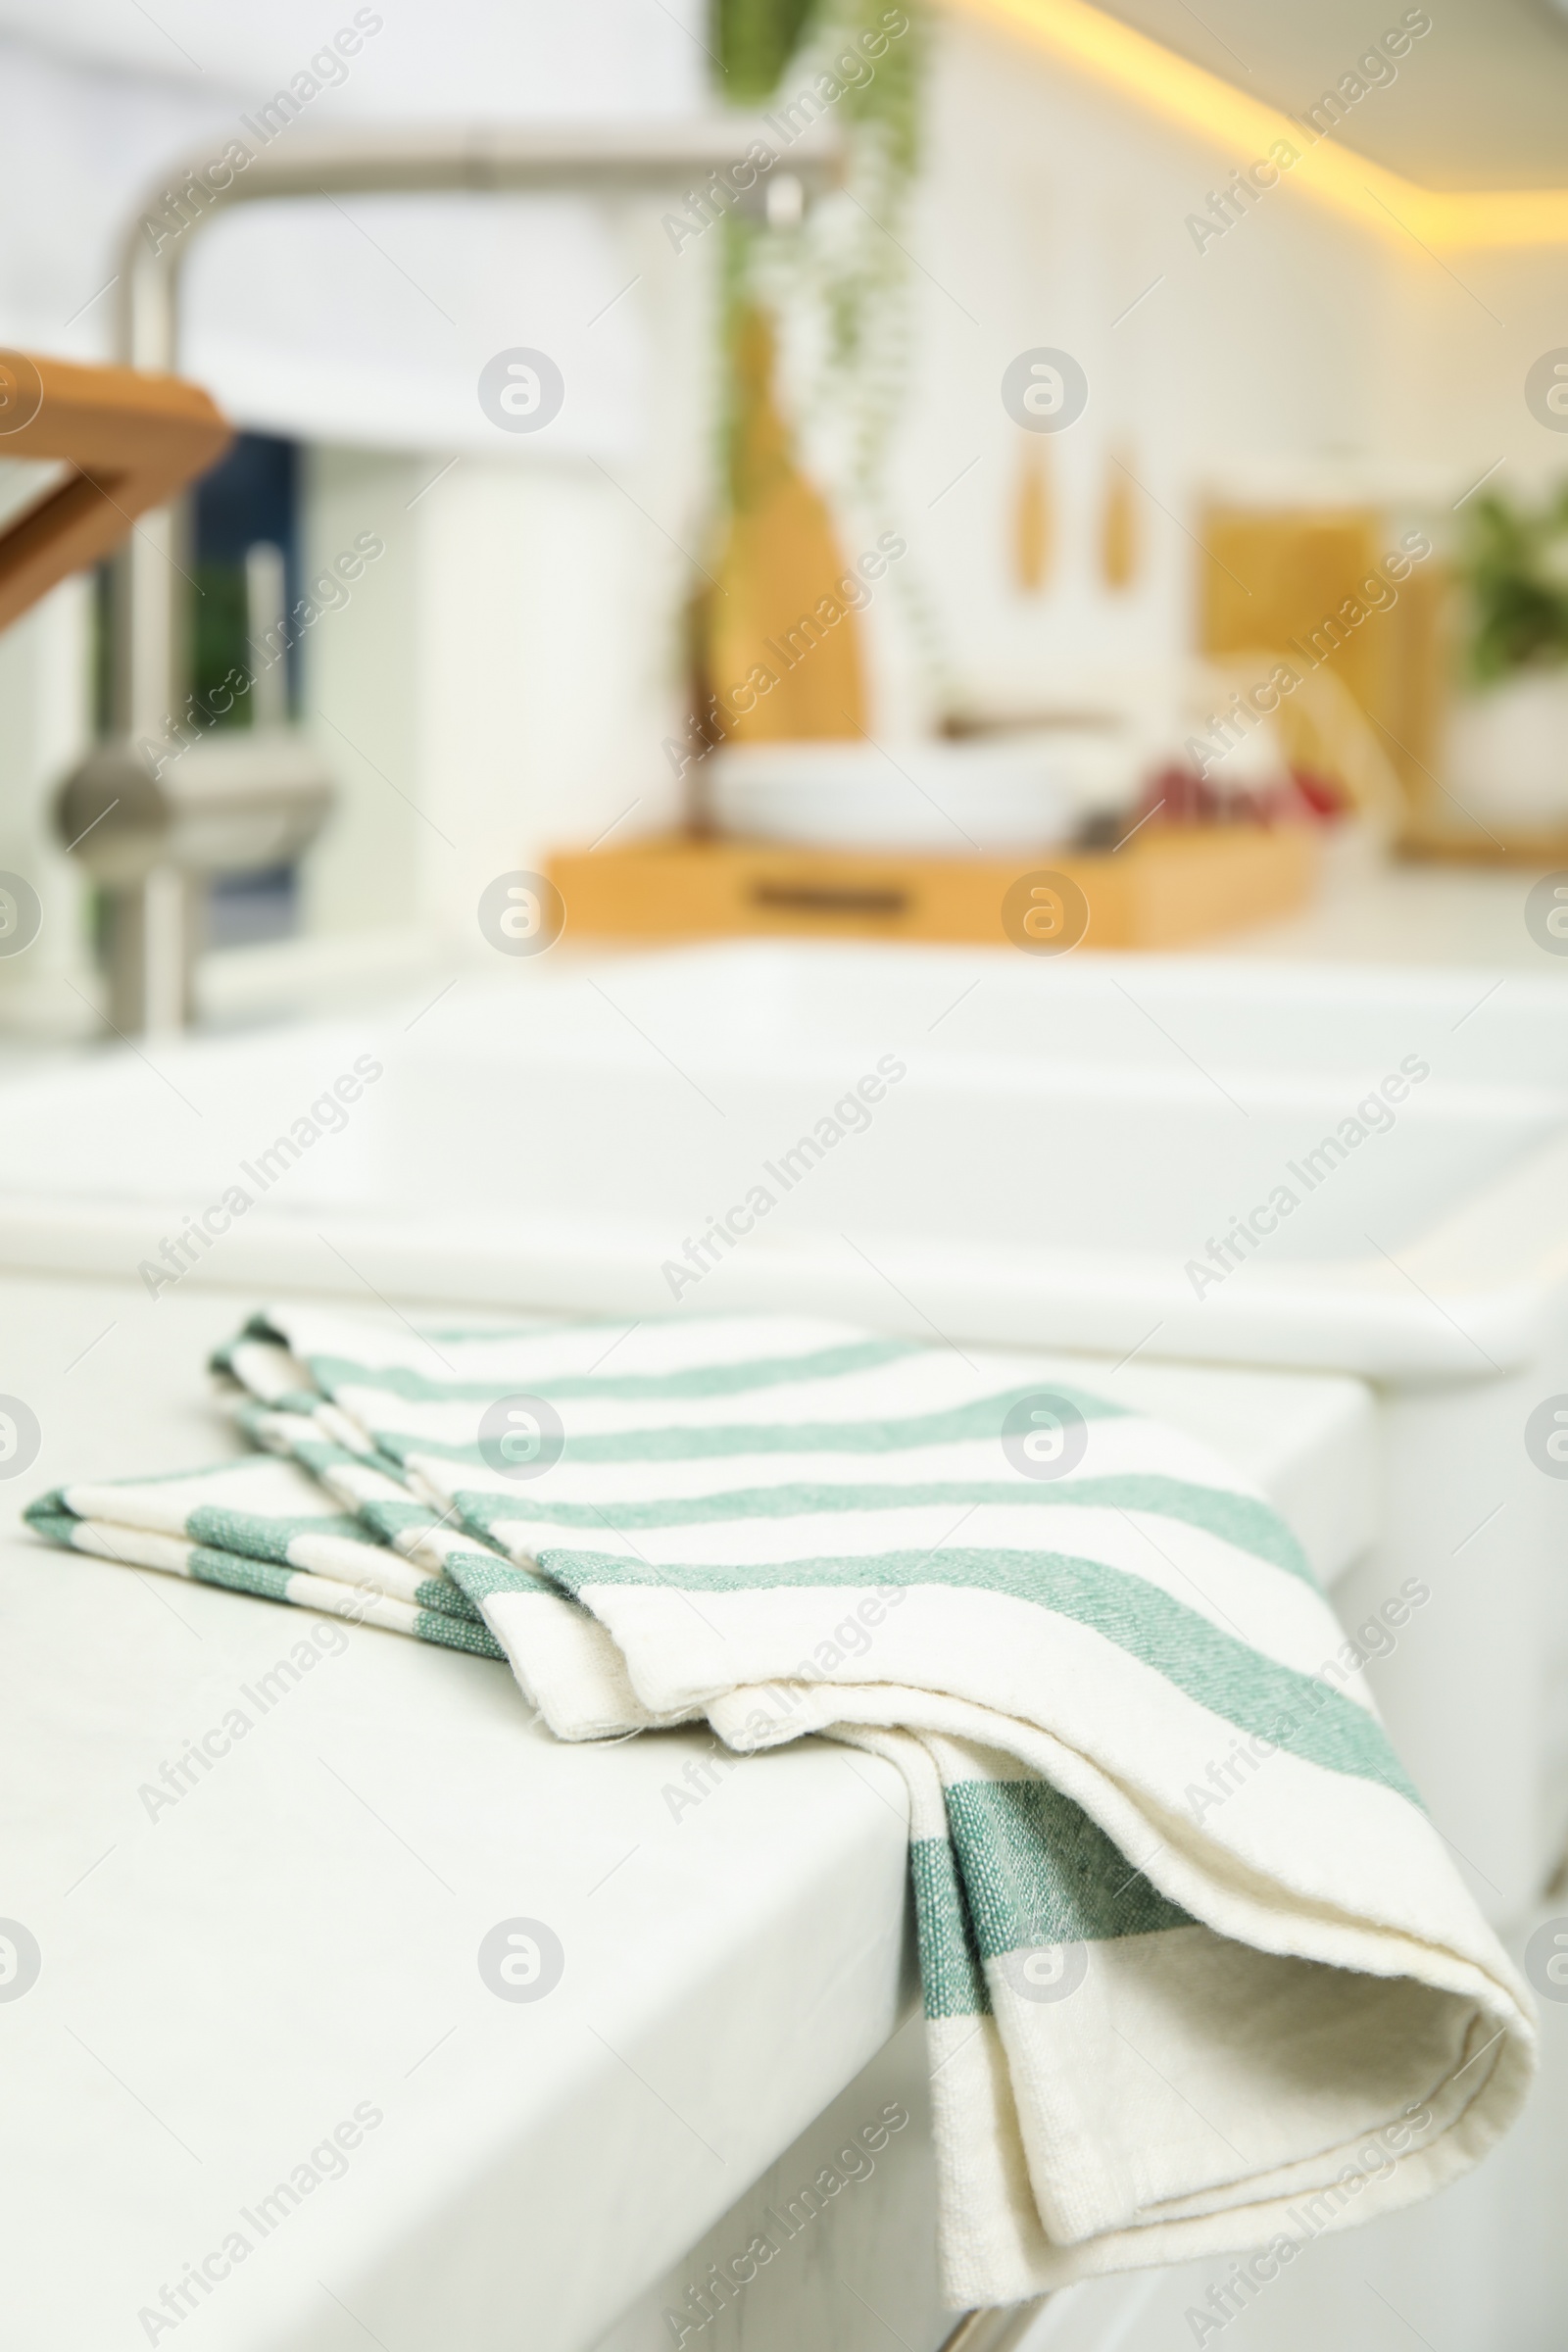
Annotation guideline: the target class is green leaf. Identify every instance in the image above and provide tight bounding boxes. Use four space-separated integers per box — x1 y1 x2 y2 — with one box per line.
711 0 825 100
1460 484 1568 682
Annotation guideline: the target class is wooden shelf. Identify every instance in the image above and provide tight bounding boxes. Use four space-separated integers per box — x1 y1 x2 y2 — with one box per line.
0 350 230 634
547 824 1319 950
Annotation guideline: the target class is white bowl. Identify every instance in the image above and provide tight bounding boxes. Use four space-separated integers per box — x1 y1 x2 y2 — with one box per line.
709 732 1142 857
1446 671 1568 832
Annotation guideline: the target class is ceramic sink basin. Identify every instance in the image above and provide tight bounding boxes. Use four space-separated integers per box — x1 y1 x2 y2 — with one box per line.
0 944 1560 1377
0 938 1564 1925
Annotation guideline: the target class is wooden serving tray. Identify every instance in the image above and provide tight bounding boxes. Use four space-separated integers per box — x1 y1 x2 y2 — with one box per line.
547 825 1318 950
0 350 230 634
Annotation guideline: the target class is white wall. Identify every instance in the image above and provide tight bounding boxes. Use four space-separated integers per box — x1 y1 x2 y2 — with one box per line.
876 15 1420 726
298 446 426 941
299 198 712 948
1373 241 1568 504
847 16 1568 737
301 447 692 946
302 442 698 945
0 579 94 1033
0 6 709 378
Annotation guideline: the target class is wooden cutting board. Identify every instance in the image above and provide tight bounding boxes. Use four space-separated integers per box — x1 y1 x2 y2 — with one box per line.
697 307 865 746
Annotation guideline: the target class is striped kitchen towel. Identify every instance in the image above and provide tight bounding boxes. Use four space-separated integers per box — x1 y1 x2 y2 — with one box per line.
28 1304 1536 2308
25 1449 504 1658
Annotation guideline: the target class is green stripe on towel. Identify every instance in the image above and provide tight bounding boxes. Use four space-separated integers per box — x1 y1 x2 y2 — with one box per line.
299 1337 920 1405
188 1502 370 1565
540 1544 1418 1801
374 1385 1133 1469
946 1779 1197 1957
911 1834 993 2019
446 1473 1307 1580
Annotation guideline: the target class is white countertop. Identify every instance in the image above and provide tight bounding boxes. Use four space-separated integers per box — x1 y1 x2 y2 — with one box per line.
4 857 1564 1076
0 1277 1374 2351
1220 856 1568 970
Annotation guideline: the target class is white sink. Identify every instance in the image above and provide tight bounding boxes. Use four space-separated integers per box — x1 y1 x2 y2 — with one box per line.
0 940 1565 1923
633 942 1568 1089
1 948 1562 1373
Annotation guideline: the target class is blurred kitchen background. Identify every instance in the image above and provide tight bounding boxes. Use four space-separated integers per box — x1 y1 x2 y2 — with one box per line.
7 0 1568 1023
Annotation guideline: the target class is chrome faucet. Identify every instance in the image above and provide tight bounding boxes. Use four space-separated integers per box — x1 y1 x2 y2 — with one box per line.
59 118 842 1033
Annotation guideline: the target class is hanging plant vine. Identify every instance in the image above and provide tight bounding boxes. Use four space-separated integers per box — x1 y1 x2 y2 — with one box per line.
708 0 951 700
712 0 924 500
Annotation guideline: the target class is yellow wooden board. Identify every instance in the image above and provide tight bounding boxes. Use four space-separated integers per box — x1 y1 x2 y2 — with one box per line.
547 826 1318 951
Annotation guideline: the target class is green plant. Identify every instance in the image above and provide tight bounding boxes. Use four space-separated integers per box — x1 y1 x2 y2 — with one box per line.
713 0 825 101
190 563 256 727
706 0 949 699
710 0 926 501
1462 485 1568 684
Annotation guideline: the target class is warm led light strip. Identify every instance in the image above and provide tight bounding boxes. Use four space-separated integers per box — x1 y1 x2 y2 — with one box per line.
947 0 1568 247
